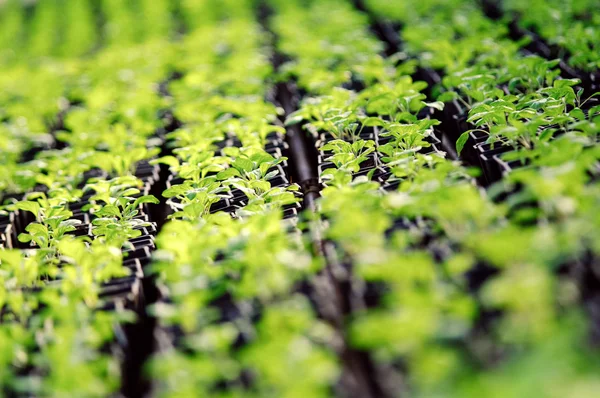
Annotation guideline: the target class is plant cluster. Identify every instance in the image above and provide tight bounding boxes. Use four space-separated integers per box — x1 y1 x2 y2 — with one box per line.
151 212 335 397
366 0 600 186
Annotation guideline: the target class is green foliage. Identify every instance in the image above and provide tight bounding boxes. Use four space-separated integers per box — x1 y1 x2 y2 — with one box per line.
322 139 376 172
504 0 600 71
84 177 158 244
61 0 98 57
268 0 390 92
1 0 599 395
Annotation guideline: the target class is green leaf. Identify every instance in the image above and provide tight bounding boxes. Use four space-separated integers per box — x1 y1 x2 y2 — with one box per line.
424 101 445 111
361 117 384 127
133 195 160 209
232 158 255 173
264 170 279 180
216 168 242 180
150 156 180 169
553 78 581 88
15 201 41 218
285 113 305 126
456 131 471 155
569 108 586 121
61 219 82 228
508 77 522 92
0 250 23 266
250 152 275 164
221 147 240 157
250 180 271 193
538 128 555 142
120 188 141 197
26 223 47 235
589 105 600 118
18 233 33 243
162 185 187 198
96 205 121 218
437 91 459 102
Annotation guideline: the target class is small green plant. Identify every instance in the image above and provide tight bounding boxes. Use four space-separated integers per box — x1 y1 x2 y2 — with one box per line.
83 176 159 244
162 177 228 220
14 195 81 258
91 194 158 244
359 76 444 119
216 148 287 182
321 139 376 173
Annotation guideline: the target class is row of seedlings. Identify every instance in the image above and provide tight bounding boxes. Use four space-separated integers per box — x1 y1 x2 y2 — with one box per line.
354 0 600 395
273 0 482 394
146 4 338 396
0 17 81 380
266 0 423 396
0 0 182 60
276 0 600 396
0 0 97 241
362 0 600 296
0 61 72 249
0 0 190 394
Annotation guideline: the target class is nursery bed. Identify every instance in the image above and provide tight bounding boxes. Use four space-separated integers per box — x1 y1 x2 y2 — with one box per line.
0 0 600 397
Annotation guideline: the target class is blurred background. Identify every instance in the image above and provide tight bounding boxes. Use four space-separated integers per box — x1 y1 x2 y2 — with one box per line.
0 0 252 62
